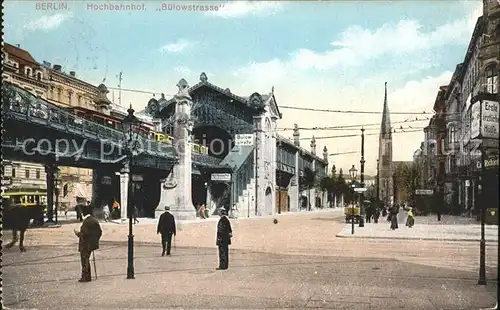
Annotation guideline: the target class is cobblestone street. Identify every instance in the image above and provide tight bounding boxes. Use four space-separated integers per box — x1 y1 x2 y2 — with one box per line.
3 210 498 309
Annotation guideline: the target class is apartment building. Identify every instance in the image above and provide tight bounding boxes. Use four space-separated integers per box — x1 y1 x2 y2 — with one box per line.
2 43 49 192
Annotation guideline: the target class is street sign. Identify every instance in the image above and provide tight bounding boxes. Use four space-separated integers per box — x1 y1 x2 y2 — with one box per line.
354 187 367 193
235 134 254 146
211 173 231 182
132 174 143 181
415 189 433 195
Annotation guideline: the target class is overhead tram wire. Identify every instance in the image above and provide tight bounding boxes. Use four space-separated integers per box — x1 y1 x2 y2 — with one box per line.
298 128 424 140
102 86 445 116
279 106 432 115
277 117 430 131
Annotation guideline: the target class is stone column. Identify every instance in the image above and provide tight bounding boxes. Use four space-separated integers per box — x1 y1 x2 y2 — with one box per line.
170 79 196 220
120 159 130 222
288 151 300 212
310 159 317 209
45 164 57 223
206 182 212 209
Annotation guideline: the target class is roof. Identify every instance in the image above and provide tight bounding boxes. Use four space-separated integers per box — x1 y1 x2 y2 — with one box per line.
152 74 282 119
380 82 392 139
276 134 327 164
459 16 484 81
432 86 448 112
219 145 255 170
3 43 39 66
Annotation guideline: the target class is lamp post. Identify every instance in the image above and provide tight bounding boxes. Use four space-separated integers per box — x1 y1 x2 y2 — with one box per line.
120 104 142 280
359 128 365 227
349 165 358 235
478 142 486 285
376 159 380 203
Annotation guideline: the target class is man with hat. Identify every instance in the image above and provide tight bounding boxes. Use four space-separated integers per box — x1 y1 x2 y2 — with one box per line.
216 207 232 270
157 206 176 256
74 204 102 282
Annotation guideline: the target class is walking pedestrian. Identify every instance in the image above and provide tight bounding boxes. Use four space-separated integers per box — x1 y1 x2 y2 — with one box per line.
157 206 176 256
216 207 232 270
102 202 110 222
73 205 102 282
133 205 139 224
405 207 415 228
389 205 399 230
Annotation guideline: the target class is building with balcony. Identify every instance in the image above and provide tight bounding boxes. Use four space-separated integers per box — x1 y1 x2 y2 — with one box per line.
2 43 50 193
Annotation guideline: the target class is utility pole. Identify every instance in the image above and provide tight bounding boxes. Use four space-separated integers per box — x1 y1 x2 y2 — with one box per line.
117 72 123 106
254 126 259 216
359 127 365 227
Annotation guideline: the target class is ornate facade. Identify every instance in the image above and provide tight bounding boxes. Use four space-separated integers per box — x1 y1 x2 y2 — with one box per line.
2 44 49 192
143 73 328 220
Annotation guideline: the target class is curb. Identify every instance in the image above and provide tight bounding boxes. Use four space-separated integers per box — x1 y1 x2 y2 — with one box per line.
335 234 499 242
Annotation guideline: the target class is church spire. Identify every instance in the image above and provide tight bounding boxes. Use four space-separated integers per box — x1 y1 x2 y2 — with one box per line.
380 82 392 139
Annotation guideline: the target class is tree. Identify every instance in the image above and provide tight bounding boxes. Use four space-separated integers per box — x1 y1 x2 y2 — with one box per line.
394 161 422 205
320 176 336 206
300 167 317 209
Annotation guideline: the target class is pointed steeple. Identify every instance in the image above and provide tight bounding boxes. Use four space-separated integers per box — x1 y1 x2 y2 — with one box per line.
380 82 392 139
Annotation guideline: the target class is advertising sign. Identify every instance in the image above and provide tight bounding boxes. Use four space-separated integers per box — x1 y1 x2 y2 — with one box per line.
481 101 499 139
470 102 481 139
211 173 231 182
415 189 433 195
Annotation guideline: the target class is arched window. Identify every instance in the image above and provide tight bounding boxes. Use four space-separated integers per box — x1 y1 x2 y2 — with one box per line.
37 72 42 80
486 64 498 94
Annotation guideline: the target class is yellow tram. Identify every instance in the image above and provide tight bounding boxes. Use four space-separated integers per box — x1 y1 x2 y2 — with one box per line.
2 189 48 212
344 205 361 223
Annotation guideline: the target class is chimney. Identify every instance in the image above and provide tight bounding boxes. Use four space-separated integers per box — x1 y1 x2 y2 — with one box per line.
69 71 76 77
310 136 316 155
323 146 328 162
53 64 62 71
16 44 20 48
43 61 51 68
293 123 300 146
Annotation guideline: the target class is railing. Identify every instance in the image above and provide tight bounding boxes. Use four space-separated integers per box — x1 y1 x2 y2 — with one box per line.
192 152 223 166
2 83 174 158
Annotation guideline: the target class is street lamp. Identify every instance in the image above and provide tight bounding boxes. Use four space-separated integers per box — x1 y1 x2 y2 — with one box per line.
120 104 142 280
349 165 358 235
359 128 366 228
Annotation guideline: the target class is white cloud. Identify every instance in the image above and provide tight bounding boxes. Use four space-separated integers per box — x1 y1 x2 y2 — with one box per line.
173 66 192 76
208 1 283 18
24 12 73 31
158 39 195 54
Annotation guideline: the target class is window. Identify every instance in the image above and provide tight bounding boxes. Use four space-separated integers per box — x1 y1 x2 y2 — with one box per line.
12 168 16 178
68 90 72 104
25 169 30 179
57 88 62 101
25 67 32 76
77 94 82 105
486 64 498 94
36 169 41 179
37 72 42 81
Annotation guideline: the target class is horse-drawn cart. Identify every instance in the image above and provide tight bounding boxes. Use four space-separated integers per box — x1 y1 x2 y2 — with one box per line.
344 205 361 223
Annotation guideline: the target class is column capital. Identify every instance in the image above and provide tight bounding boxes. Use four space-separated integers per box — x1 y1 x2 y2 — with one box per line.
121 158 131 173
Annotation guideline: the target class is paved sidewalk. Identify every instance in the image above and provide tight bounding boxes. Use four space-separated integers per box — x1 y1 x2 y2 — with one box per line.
337 213 499 241
2 209 497 309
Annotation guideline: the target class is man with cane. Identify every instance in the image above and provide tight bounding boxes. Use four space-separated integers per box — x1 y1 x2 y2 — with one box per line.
74 204 102 282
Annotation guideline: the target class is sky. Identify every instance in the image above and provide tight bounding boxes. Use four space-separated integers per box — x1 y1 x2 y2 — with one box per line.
3 0 483 175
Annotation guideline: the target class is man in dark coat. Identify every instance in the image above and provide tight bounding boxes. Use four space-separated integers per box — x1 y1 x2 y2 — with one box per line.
157 206 176 256
216 208 232 270
74 205 102 282
389 204 399 230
